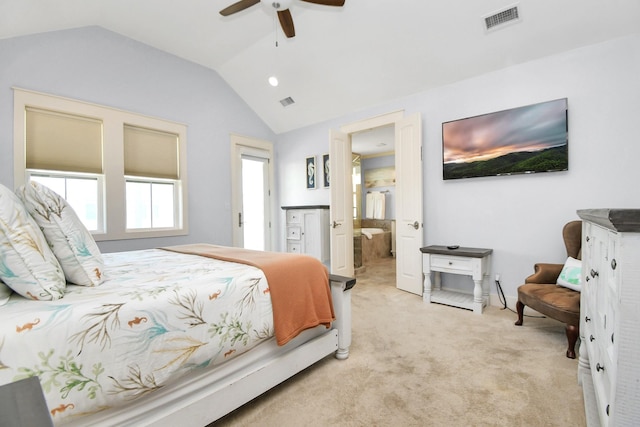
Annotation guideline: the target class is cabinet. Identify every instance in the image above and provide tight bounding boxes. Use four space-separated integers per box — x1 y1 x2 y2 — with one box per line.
577 209 640 427
420 245 492 314
282 206 330 265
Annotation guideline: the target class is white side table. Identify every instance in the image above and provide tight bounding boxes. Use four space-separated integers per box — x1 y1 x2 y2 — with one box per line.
421 245 492 314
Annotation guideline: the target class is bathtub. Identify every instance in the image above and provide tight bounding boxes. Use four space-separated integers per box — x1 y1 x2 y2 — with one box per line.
354 228 392 264
360 227 386 239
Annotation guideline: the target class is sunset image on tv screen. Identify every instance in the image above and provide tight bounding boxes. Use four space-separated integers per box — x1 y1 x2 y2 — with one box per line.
442 98 568 180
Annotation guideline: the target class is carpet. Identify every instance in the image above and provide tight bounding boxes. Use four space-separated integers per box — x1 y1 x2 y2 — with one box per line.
211 258 586 426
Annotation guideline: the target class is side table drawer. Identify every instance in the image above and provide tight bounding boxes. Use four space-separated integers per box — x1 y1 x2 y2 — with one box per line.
431 255 472 273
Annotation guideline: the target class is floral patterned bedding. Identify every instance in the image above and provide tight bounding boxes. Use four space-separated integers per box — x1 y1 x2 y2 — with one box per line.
0 249 275 425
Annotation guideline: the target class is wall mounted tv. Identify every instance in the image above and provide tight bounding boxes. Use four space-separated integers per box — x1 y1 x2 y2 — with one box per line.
442 98 568 180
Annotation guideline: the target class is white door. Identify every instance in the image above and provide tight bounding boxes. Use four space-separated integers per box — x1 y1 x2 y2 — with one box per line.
230 135 274 250
329 129 354 277
395 113 423 294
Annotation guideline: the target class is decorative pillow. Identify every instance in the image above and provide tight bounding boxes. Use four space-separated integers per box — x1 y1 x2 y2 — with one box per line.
18 181 105 286
0 280 12 306
0 183 65 300
557 256 582 292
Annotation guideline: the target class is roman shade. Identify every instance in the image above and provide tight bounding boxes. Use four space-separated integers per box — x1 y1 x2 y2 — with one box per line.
25 107 103 174
123 125 179 179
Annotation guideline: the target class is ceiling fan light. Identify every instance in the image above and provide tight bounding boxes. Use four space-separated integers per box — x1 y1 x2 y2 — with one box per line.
261 0 292 11
268 76 279 86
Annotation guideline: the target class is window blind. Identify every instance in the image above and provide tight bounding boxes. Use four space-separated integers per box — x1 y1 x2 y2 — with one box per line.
25 107 103 174
124 125 179 179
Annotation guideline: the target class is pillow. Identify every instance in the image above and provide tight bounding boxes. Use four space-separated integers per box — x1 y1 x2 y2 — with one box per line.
0 183 65 300
557 256 582 292
0 280 12 306
18 181 105 287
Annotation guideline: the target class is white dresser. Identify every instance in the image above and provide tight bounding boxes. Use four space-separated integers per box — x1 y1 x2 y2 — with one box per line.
282 206 330 265
577 209 640 427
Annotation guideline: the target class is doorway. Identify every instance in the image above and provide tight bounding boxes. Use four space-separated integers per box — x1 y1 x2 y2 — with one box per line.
330 112 423 295
230 134 274 250
351 126 396 275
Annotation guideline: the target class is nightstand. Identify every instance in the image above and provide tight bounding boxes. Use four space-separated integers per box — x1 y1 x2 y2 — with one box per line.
420 245 492 314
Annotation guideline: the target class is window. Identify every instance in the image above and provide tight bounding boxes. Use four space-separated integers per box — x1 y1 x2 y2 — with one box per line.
123 125 180 231
14 88 188 241
29 173 102 232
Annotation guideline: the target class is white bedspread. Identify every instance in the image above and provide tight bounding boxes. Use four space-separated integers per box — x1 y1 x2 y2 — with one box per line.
0 249 275 425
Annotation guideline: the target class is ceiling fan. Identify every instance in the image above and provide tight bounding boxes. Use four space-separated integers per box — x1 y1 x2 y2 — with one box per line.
219 0 345 38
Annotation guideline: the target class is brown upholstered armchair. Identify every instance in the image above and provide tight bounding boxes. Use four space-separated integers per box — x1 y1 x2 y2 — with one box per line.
515 220 582 359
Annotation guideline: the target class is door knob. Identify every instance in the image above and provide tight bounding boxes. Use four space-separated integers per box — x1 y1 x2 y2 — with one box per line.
332 221 342 229
408 221 419 230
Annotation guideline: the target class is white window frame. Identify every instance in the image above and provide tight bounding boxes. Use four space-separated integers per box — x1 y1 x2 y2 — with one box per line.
13 88 189 241
27 170 106 233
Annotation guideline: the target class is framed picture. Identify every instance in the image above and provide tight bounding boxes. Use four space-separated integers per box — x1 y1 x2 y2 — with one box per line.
364 167 396 188
322 154 330 188
306 156 316 189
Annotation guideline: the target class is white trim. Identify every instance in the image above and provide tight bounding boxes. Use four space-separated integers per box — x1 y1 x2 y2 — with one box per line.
13 87 188 241
340 110 404 134
230 134 275 250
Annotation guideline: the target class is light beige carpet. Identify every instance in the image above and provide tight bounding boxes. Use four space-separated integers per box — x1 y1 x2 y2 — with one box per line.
212 258 586 426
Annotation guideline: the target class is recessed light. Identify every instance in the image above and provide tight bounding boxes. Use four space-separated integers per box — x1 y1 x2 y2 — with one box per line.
268 76 279 87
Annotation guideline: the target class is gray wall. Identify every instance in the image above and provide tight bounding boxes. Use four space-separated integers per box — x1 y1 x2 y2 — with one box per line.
275 34 640 303
0 26 275 252
2 26 638 303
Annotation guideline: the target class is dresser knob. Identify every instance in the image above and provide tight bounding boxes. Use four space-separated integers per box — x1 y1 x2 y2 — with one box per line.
611 333 614 344
585 316 591 322
596 363 605 373
611 259 617 270
590 335 595 342
586 236 590 242
606 404 610 416
590 269 599 278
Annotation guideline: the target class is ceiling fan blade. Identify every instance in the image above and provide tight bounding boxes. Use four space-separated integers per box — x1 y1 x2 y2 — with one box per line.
219 0 260 16
300 0 345 6
278 9 296 38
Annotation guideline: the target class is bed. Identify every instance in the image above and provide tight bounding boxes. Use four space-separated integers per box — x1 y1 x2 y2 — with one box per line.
0 182 355 426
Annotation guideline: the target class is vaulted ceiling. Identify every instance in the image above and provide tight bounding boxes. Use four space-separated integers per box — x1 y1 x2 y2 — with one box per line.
1 0 639 134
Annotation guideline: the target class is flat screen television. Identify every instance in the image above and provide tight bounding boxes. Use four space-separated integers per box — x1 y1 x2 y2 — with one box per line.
442 98 568 180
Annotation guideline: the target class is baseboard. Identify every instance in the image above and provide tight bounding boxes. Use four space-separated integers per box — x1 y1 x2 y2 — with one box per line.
488 294 544 316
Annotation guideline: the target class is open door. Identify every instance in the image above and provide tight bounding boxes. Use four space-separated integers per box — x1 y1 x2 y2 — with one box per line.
395 113 423 294
329 129 354 277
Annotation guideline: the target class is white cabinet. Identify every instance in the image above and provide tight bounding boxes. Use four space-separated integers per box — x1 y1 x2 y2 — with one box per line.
577 209 640 427
421 245 492 314
282 206 330 265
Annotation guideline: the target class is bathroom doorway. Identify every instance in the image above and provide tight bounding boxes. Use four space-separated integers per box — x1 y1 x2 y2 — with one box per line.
351 125 396 275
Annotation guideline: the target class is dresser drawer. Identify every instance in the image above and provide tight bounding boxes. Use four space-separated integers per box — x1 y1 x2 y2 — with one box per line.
286 210 302 224
286 227 301 240
430 255 472 273
287 243 301 254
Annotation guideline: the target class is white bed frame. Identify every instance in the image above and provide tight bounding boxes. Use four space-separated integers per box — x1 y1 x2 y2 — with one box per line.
64 274 355 427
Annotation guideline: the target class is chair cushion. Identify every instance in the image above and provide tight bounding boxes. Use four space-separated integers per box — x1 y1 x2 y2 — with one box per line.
517 283 580 326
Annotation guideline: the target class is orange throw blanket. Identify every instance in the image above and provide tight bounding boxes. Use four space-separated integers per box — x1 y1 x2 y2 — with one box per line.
161 244 334 346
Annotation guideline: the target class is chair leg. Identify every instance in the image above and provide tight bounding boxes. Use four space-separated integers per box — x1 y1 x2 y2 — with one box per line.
514 300 524 326
565 324 579 359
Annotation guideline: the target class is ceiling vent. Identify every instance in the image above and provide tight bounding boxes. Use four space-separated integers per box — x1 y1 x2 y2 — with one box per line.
279 97 295 107
484 4 521 32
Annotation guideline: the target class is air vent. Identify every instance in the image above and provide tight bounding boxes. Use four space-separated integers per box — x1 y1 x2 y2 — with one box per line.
484 4 521 31
279 97 295 107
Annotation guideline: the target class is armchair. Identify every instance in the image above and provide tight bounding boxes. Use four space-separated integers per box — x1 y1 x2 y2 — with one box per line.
515 220 582 359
